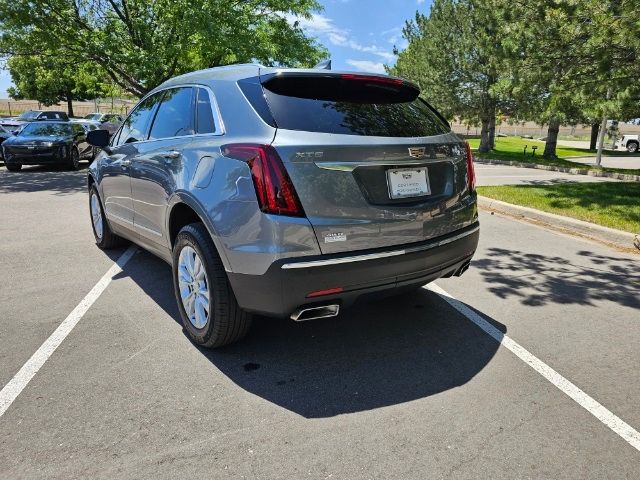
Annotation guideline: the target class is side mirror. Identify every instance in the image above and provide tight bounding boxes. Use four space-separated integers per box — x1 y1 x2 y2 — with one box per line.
87 129 111 151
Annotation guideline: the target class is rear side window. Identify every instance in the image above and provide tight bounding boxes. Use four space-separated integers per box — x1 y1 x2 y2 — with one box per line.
260 75 449 137
195 88 216 134
149 87 194 140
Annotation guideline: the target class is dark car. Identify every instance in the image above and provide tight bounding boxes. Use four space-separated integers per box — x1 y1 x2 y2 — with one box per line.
86 65 479 348
0 125 12 161
82 113 124 134
2 121 94 171
1 110 70 132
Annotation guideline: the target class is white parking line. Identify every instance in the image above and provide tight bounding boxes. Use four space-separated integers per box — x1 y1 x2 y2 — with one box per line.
0 246 137 418
427 283 640 453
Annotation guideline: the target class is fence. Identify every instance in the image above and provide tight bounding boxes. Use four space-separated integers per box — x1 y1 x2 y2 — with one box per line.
0 99 136 118
452 121 640 138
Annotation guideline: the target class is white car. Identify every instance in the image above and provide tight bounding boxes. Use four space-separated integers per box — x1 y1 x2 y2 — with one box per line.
620 134 639 153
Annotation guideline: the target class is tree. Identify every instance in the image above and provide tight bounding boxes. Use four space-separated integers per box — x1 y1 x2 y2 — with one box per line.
0 0 328 97
6 55 106 116
499 0 640 158
390 0 509 153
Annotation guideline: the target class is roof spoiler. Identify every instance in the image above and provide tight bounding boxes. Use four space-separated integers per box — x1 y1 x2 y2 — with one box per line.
313 59 331 70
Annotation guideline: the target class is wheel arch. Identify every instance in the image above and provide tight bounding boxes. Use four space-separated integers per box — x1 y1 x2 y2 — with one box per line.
166 193 232 272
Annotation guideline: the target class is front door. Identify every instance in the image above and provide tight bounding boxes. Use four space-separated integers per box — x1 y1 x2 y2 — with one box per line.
99 92 162 230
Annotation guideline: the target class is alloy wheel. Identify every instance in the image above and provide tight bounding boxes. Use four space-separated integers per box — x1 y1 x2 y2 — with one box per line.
90 193 103 240
177 246 210 329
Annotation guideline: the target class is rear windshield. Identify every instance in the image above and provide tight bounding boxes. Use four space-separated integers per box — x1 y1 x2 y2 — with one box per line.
260 75 449 137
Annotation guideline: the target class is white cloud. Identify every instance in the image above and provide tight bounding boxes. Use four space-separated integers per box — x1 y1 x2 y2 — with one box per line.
287 13 396 62
417 0 426 4
346 59 386 74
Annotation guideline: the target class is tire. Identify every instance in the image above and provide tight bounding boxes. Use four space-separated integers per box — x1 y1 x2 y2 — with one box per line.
68 147 80 170
172 223 252 348
89 184 126 249
5 163 22 172
627 141 639 153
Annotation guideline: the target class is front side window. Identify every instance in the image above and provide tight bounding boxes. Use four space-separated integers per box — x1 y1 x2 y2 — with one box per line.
148 87 195 140
116 93 162 145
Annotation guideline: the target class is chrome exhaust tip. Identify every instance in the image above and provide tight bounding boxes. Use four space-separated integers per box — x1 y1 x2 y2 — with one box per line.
290 304 340 322
454 260 471 277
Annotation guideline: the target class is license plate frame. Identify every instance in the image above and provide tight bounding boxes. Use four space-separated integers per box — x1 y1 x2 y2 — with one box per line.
386 167 431 200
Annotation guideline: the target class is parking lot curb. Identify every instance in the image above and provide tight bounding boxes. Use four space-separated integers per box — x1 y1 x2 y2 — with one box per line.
477 195 639 254
474 158 640 182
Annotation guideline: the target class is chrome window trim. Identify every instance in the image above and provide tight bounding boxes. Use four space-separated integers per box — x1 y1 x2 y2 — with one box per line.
280 225 479 270
111 83 225 147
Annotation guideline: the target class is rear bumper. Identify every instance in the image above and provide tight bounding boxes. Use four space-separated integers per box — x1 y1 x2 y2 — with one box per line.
227 222 479 318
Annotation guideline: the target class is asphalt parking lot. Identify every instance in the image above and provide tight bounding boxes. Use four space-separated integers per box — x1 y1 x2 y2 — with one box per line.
1 164 639 479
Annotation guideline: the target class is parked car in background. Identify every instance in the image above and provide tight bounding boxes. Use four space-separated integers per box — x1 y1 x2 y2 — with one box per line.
74 112 123 136
620 134 639 153
86 65 479 348
2 121 93 171
1 110 70 132
0 125 12 161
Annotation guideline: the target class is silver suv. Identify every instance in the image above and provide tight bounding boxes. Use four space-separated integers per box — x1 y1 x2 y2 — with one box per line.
87 64 479 348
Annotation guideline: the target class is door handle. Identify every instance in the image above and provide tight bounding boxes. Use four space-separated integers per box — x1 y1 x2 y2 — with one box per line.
121 159 131 168
160 150 181 160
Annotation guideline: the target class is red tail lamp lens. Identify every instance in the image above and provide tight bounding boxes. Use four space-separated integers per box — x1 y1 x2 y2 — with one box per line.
465 142 476 192
222 144 304 217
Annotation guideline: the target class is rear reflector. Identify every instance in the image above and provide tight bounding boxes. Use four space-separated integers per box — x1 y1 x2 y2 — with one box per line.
465 142 476 192
222 144 304 217
306 287 344 298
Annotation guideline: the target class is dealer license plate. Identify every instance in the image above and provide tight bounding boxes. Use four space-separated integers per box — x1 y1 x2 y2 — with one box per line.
386 167 431 199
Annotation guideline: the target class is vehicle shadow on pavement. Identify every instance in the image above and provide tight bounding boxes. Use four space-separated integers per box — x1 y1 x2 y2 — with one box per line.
473 247 640 308
118 250 505 418
0 164 89 195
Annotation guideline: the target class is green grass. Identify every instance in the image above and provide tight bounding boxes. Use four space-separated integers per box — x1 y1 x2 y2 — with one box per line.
557 134 590 141
468 137 639 176
477 182 640 233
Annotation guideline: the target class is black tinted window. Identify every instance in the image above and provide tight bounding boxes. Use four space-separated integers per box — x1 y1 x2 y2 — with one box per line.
40 112 67 120
149 87 194 140
196 88 216 134
261 75 449 137
116 93 162 145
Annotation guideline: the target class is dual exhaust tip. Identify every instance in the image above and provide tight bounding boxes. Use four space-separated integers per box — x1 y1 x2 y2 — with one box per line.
290 304 340 322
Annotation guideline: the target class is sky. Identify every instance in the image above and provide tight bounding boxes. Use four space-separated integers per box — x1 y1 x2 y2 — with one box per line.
0 0 432 98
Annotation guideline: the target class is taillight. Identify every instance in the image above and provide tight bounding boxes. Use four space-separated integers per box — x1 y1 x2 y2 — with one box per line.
465 142 476 192
340 73 404 86
221 144 304 217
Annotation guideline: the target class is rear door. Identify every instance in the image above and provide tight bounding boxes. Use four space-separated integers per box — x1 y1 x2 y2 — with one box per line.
71 123 91 158
258 73 472 254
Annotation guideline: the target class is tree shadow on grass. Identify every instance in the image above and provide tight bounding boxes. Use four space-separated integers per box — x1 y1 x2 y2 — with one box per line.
473 247 640 309
0 163 90 195
114 250 505 418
